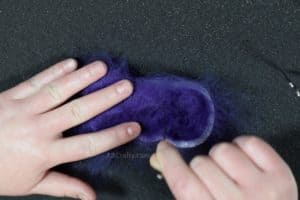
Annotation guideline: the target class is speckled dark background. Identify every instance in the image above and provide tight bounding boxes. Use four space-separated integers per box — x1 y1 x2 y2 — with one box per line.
0 0 299 199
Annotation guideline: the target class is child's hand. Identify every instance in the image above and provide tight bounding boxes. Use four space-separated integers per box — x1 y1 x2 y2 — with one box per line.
0 59 141 200
150 136 298 200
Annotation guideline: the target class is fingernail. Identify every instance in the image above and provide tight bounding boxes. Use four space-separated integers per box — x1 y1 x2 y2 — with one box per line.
89 61 106 75
127 122 141 136
150 153 162 172
116 80 132 95
154 141 174 172
233 135 253 147
190 157 201 170
64 58 77 71
157 140 172 154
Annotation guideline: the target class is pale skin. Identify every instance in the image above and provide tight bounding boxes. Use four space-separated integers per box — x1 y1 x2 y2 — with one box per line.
0 59 297 200
0 59 141 199
150 139 298 200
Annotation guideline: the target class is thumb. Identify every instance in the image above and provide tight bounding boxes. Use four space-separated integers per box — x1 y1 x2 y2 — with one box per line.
30 171 96 200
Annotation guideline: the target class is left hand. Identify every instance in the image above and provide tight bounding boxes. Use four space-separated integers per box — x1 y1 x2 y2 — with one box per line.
0 59 141 200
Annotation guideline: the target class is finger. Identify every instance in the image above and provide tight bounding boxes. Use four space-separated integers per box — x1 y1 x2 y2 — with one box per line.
49 122 141 166
3 59 77 100
190 156 243 200
38 79 133 134
153 141 214 200
233 136 289 172
209 142 263 186
30 171 96 200
21 61 107 114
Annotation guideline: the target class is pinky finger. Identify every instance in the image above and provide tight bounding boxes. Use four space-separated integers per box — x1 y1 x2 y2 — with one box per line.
30 171 96 200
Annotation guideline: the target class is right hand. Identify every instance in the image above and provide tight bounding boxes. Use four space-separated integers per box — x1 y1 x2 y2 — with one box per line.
150 136 298 200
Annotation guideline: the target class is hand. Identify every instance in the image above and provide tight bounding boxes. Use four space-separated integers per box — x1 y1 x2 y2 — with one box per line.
0 59 141 200
150 136 298 200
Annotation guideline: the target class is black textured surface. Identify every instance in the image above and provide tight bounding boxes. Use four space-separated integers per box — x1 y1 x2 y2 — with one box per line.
0 0 299 199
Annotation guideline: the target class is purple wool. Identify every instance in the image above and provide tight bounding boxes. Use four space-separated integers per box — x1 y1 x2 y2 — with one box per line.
72 54 214 148
62 52 240 178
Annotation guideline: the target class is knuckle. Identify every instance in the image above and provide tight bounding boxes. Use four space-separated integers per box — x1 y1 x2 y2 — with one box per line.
70 99 83 123
39 151 51 166
83 135 96 157
29 144 50 167
114 125 130 141
45 84 62 102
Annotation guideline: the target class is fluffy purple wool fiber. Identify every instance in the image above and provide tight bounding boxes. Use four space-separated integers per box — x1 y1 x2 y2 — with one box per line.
72 53 215 148
62 52 240 178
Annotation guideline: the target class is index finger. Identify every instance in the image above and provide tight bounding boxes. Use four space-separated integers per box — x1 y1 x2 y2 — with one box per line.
152 141 214 200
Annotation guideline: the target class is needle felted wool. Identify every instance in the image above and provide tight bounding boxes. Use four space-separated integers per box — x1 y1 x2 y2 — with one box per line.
62 52 241 179
71 53 216 147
